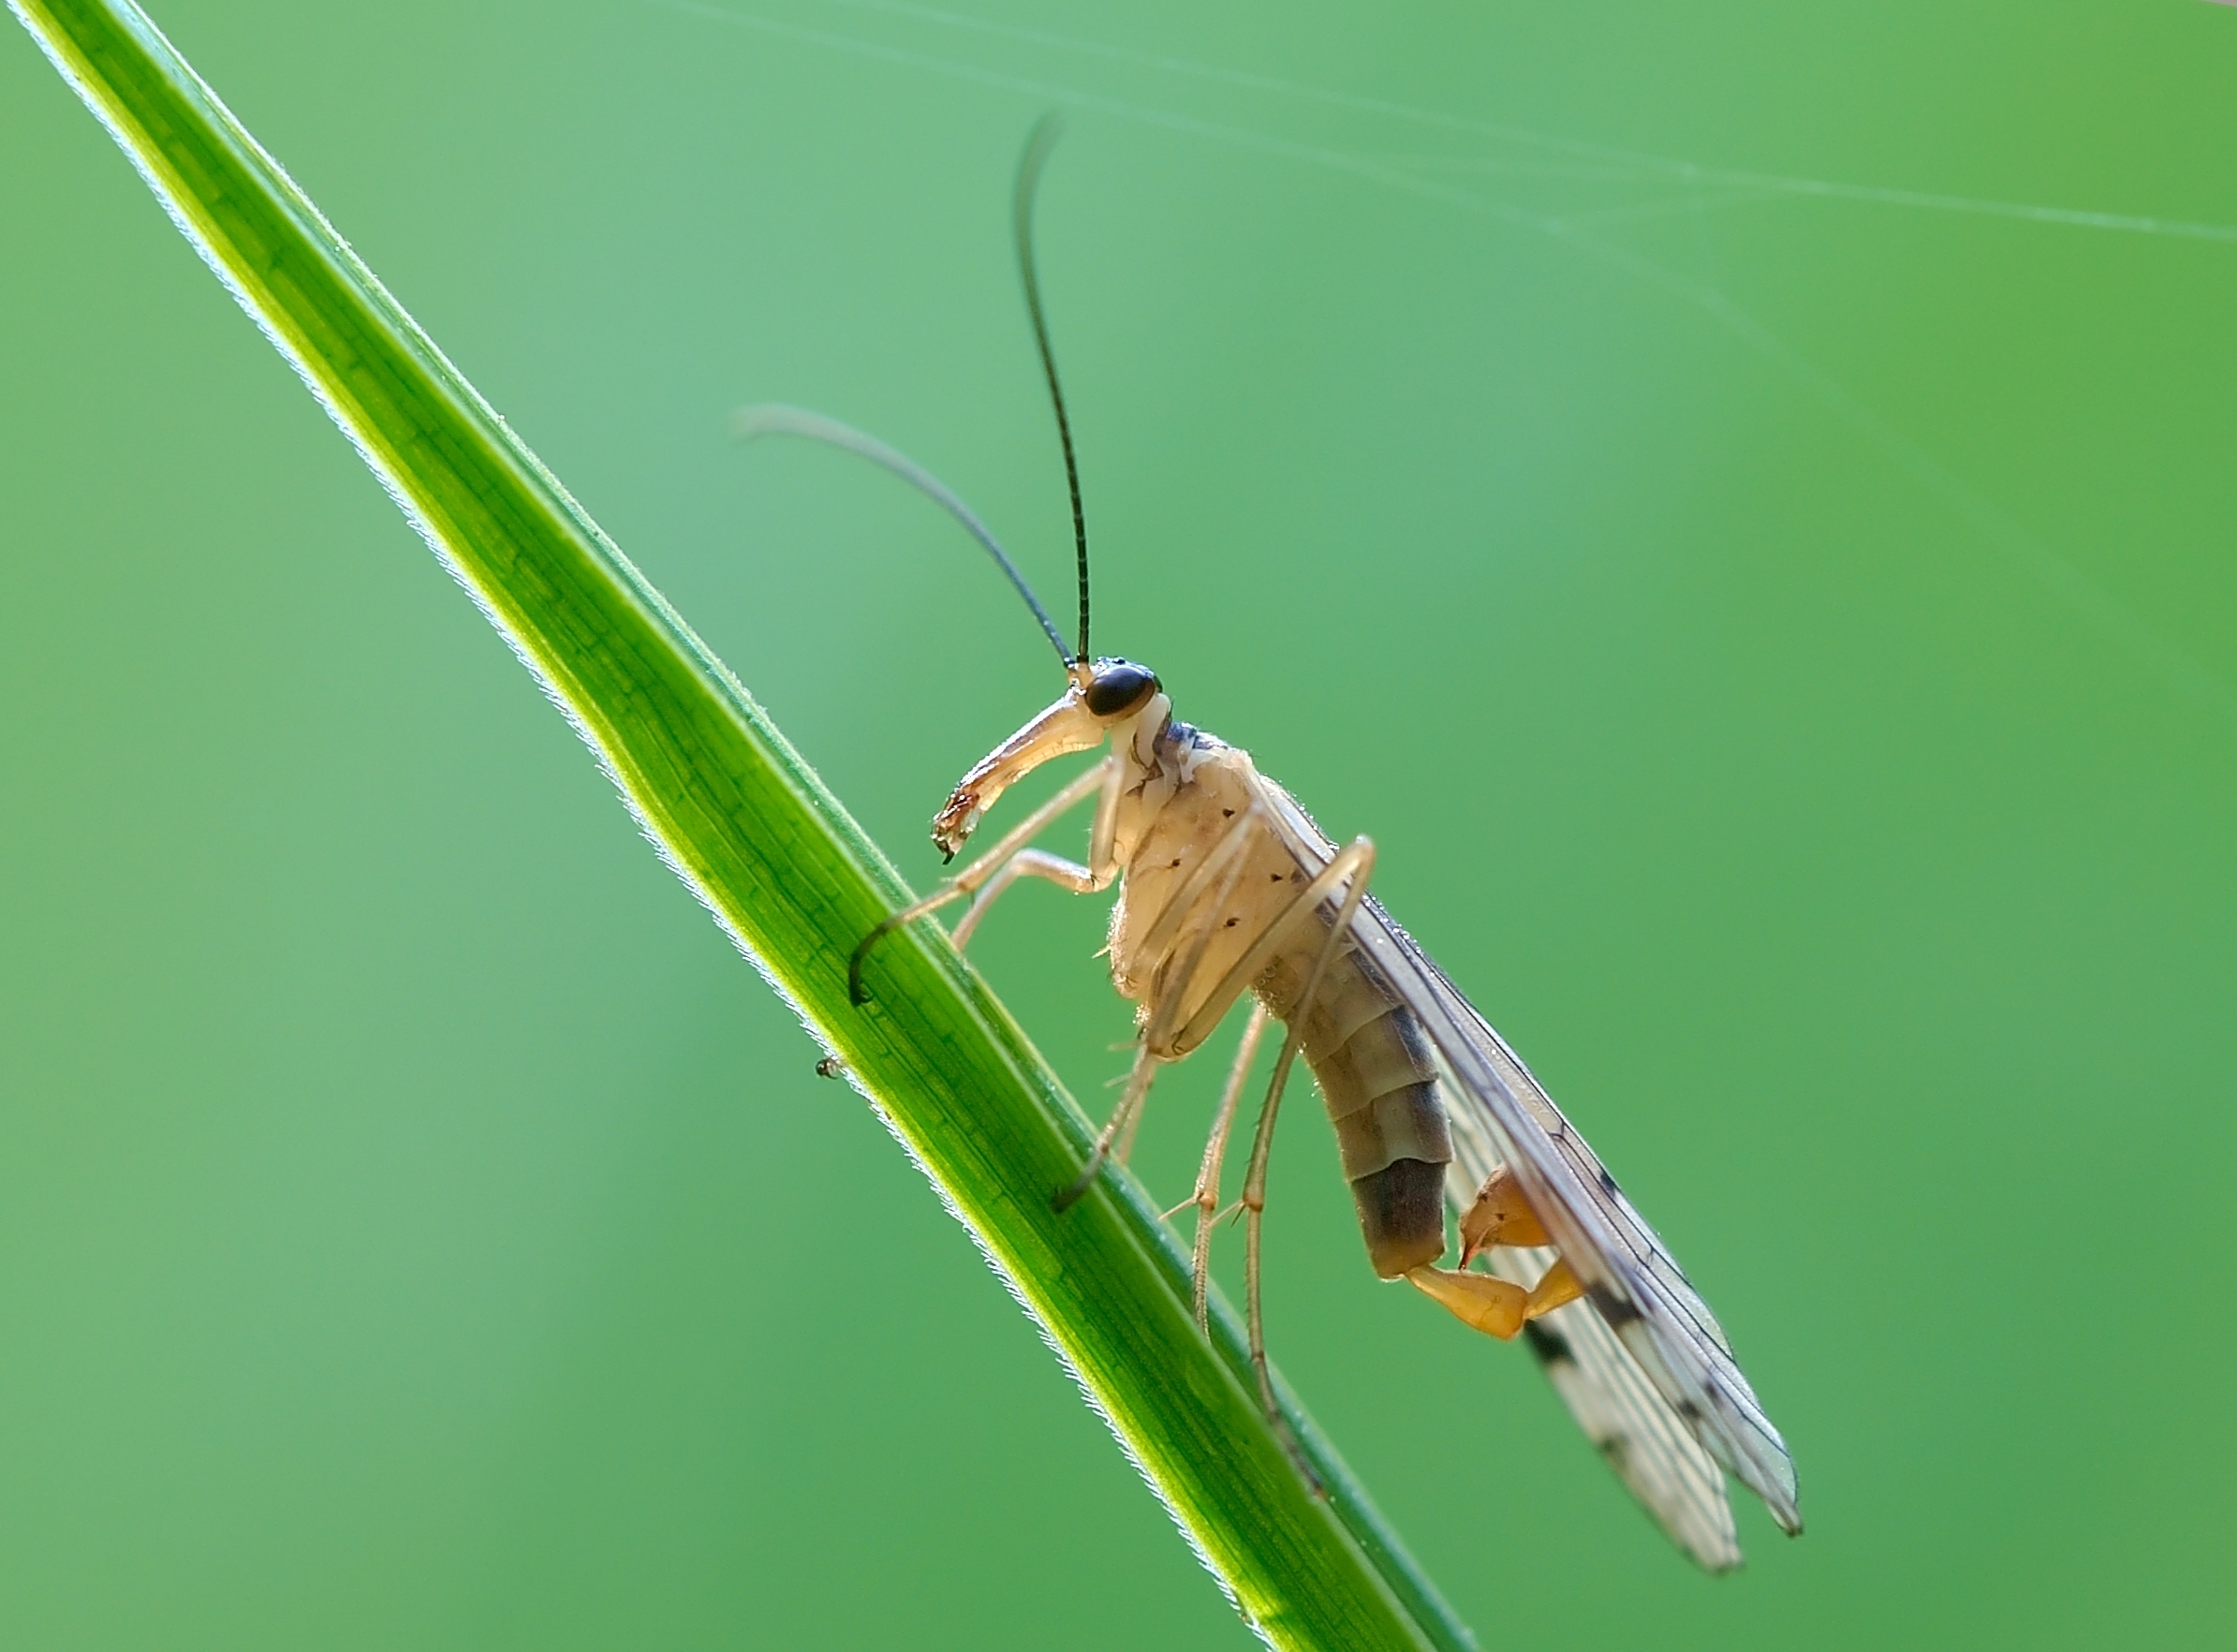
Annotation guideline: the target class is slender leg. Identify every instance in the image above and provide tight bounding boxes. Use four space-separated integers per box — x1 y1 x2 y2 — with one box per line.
1122 822 1385 1338
950 752 1134 950
1113 1086 1149 1165
850 756 1119 1003
951 848 1096 949
1053 831 1251 1211
1185 1001 1272 1334
1096 831 1260 1185
1133 834 1258 1055
1163 835 1383 1059
1052 1040 1162 1211
1047 808 1264 1211
1124 800 1267 983
1239 837 1377 1484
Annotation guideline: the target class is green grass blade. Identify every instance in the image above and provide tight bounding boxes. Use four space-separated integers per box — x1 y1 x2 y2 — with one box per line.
9 2 1475 1646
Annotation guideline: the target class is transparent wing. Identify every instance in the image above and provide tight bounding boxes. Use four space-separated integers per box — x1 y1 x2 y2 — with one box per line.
1248 773 1803 1549
1450 1085 1743 1571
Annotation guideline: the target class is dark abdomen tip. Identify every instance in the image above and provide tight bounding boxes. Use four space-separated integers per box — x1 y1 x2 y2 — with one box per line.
1351 1157 1448 1278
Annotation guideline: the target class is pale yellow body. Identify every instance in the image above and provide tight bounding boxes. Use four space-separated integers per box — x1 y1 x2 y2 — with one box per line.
1104 737 1457 1277
867 681 1582 1386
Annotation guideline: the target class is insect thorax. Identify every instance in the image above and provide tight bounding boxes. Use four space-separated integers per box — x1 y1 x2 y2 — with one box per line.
1104 712 1455 1278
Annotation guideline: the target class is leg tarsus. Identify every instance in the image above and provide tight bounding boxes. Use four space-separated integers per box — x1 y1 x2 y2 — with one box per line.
849 756 1118 1005
1240 838 1376 1494
1052 1042 1161 1212
1069 836 1258 1215
1244 1169 1324 1495
849 912 917 1006
951 848 1102 951
1184 1002 1272 1334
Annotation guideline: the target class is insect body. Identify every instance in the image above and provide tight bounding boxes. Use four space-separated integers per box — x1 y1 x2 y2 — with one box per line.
895 664 1583 1335
747 119 1800 1571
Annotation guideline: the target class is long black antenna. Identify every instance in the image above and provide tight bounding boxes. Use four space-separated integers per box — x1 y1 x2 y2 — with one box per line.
732 405 1070 668
1014 114 1091 666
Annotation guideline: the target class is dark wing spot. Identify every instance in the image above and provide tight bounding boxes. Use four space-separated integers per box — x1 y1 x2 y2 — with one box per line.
1170 858 1182 868
1222 808 1235 819
1589 1286 1644 1328
1597 1437 1633 1475
1597 1167 1621 1195
1522 1321 1575 1368
1224 918 1238 928
1269 873 1285 883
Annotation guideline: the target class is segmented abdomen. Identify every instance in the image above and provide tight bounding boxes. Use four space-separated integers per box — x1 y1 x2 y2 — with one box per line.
1259 947 1453 1278
1104 741 1452 1278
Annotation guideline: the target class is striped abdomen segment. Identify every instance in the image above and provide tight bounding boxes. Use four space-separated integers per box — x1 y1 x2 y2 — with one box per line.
1265 948 1453 1278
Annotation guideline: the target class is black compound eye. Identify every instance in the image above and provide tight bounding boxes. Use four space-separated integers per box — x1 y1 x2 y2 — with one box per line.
1084 659 1160 717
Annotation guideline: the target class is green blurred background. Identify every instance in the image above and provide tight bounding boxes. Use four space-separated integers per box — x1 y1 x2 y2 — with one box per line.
4 0 2232 1645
